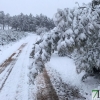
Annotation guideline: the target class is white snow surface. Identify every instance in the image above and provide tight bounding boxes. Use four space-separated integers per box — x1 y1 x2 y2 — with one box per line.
0 33 39 100
46 52 100 100
0 32 100 100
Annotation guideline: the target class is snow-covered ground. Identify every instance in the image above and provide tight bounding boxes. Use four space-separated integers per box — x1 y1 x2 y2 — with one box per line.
46 53 100 100
0 33 100 100
0 33 38 100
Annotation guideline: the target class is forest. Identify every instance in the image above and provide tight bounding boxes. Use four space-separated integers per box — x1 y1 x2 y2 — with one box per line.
0 11 55 31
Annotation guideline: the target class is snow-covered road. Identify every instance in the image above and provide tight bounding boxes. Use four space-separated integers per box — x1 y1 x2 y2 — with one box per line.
0 34 38 100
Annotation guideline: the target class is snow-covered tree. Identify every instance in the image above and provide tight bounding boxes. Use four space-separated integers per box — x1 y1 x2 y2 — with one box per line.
0 11 5 30
52 3 100 81
29 1 100 83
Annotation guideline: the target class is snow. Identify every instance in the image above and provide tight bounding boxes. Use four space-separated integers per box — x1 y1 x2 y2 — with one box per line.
0 31 100 100
61 41 66 47
79 33 86 40
35 44 41 53
65 37 74 47
0 25 12 30
0 33 38 100
0 35 27 65
46 53 100 99
74 29 79 35
46 53 84 86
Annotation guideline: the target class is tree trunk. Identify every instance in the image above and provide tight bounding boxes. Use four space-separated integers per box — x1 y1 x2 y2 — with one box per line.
16 27 17 31
3 24 4 30
3 20 5 30
8 24 9 30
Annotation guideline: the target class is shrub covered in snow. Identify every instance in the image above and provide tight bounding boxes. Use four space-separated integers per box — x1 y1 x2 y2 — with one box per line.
36 27 48 35
0 30 27 46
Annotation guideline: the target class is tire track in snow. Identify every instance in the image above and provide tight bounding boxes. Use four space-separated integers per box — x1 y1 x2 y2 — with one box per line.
0 34 39 100
36 68 59 100
14 42 32 100
0 43 27 74
14 37 38 100
0 43 27 91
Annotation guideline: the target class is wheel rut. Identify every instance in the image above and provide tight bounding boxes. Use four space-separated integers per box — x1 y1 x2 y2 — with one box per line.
36 68 59 100
0 43 27 91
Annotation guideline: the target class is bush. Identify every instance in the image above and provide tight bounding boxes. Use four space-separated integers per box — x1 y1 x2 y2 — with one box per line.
0 29 27 45
36 27 48 35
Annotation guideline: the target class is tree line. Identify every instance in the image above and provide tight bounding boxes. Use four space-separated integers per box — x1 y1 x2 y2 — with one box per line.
0 11 55 31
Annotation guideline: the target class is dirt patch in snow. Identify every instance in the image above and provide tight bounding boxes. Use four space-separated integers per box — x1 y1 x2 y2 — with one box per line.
0 43 27 74
45 66 86 100
36 68 59 100
0 53 16 74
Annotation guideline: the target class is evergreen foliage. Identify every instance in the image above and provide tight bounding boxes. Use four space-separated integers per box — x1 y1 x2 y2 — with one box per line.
30 1 100 82
0 12 55 31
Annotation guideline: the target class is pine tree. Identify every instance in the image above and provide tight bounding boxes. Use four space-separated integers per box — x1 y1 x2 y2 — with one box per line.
30 1 100 82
